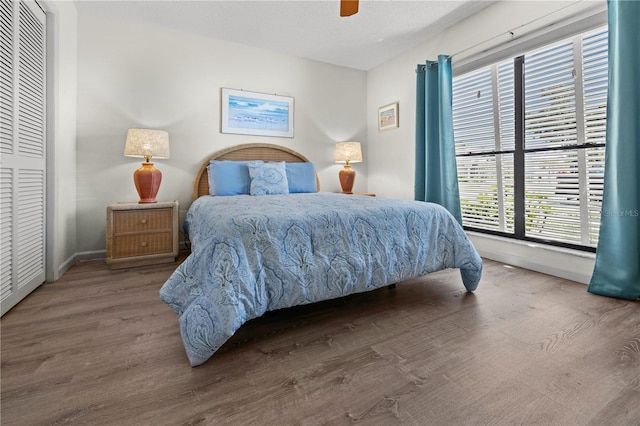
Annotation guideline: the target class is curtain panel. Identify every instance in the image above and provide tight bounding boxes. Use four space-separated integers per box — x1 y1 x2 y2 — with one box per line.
414 55 462 225
588 0 640 300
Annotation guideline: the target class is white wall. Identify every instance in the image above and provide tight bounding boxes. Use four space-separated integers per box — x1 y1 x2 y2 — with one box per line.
366 0 604 283
75 12 367 254
44 0 78 279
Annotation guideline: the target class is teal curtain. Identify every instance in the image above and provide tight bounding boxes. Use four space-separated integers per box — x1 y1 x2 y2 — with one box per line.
588 0 640 300
415 55 462 224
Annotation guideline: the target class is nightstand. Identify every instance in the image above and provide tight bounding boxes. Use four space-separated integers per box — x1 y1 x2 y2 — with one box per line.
106 200 179 269
339 192 376 197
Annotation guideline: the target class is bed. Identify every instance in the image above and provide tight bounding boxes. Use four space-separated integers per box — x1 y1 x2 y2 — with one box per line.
160 143 483 366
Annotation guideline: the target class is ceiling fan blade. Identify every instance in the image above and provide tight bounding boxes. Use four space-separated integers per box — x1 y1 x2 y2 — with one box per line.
340 0 359 17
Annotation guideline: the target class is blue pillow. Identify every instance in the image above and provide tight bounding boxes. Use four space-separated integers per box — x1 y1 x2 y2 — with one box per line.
247 161 289 196
286 162 317 193
208 160 261 196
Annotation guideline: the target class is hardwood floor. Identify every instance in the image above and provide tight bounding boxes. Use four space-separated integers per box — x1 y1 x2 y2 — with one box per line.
1 254 638 425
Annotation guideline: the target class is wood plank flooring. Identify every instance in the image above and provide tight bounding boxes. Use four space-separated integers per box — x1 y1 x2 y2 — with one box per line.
1 254 639 425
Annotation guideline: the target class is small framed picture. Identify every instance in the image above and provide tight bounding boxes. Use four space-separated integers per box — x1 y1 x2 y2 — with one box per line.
221 88 294 138
378 102 399 131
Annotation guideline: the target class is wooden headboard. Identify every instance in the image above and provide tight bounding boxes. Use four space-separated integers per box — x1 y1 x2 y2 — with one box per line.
193 143 320 200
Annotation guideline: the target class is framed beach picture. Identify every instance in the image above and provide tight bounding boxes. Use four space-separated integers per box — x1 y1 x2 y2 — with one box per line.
221 88 294 138
378 102 399 131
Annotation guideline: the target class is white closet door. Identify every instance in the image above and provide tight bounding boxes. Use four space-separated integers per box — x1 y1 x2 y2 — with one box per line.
1 0 46 316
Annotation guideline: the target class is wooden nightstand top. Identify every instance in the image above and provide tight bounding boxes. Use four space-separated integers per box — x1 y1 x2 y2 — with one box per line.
338 192 376 197
108 200 179 211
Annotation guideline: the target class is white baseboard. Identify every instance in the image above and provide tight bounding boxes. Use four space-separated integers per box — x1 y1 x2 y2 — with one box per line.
75 249 106 262
467 232 595 284
56 253 78 279
53 241 190 281
48 251 105 282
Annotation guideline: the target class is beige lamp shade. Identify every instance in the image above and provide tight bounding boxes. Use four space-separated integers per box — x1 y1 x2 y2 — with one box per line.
124 129 170 162
334 141 362 164
124 128 170 204
335 141 362 194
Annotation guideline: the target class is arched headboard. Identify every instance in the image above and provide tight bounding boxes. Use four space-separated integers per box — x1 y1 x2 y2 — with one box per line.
193 143 320 200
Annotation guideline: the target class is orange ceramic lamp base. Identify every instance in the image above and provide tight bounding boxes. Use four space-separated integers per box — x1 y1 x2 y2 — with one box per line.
339 163 356 194
133 162 162 203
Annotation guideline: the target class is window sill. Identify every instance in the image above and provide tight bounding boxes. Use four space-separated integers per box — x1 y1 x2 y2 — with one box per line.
467 231 595 284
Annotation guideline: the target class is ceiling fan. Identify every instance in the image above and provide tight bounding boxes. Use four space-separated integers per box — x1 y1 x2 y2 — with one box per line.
340 0 359 17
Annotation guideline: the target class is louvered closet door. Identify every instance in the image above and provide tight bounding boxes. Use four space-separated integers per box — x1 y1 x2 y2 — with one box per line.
1 0 46 316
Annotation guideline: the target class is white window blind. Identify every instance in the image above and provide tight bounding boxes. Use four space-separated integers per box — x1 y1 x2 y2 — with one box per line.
453 27 608 249
453 62 515 234
582 30 608 246
453 68 501 231
523 39 580 243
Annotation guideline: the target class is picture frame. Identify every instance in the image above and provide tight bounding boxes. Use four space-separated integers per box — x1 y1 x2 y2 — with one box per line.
221 88 294 138
378 102 399 131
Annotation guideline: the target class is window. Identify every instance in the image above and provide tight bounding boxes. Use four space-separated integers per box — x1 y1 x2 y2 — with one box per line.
453 27 608 250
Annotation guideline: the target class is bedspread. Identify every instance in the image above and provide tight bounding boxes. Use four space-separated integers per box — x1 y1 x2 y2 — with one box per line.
160 193 482 366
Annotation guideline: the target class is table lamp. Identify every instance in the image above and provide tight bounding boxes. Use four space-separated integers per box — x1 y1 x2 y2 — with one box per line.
124 128 170 203
334 141 362 194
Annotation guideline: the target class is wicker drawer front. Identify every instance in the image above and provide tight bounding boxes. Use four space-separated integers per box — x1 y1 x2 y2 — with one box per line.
112 233 173 258
106 201 179 269
113 208 172 234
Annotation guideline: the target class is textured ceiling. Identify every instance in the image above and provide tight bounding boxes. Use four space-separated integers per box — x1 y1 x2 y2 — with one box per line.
74 0 494 71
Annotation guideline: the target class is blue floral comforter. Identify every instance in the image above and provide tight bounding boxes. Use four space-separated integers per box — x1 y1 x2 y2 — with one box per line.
160 193 482 366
